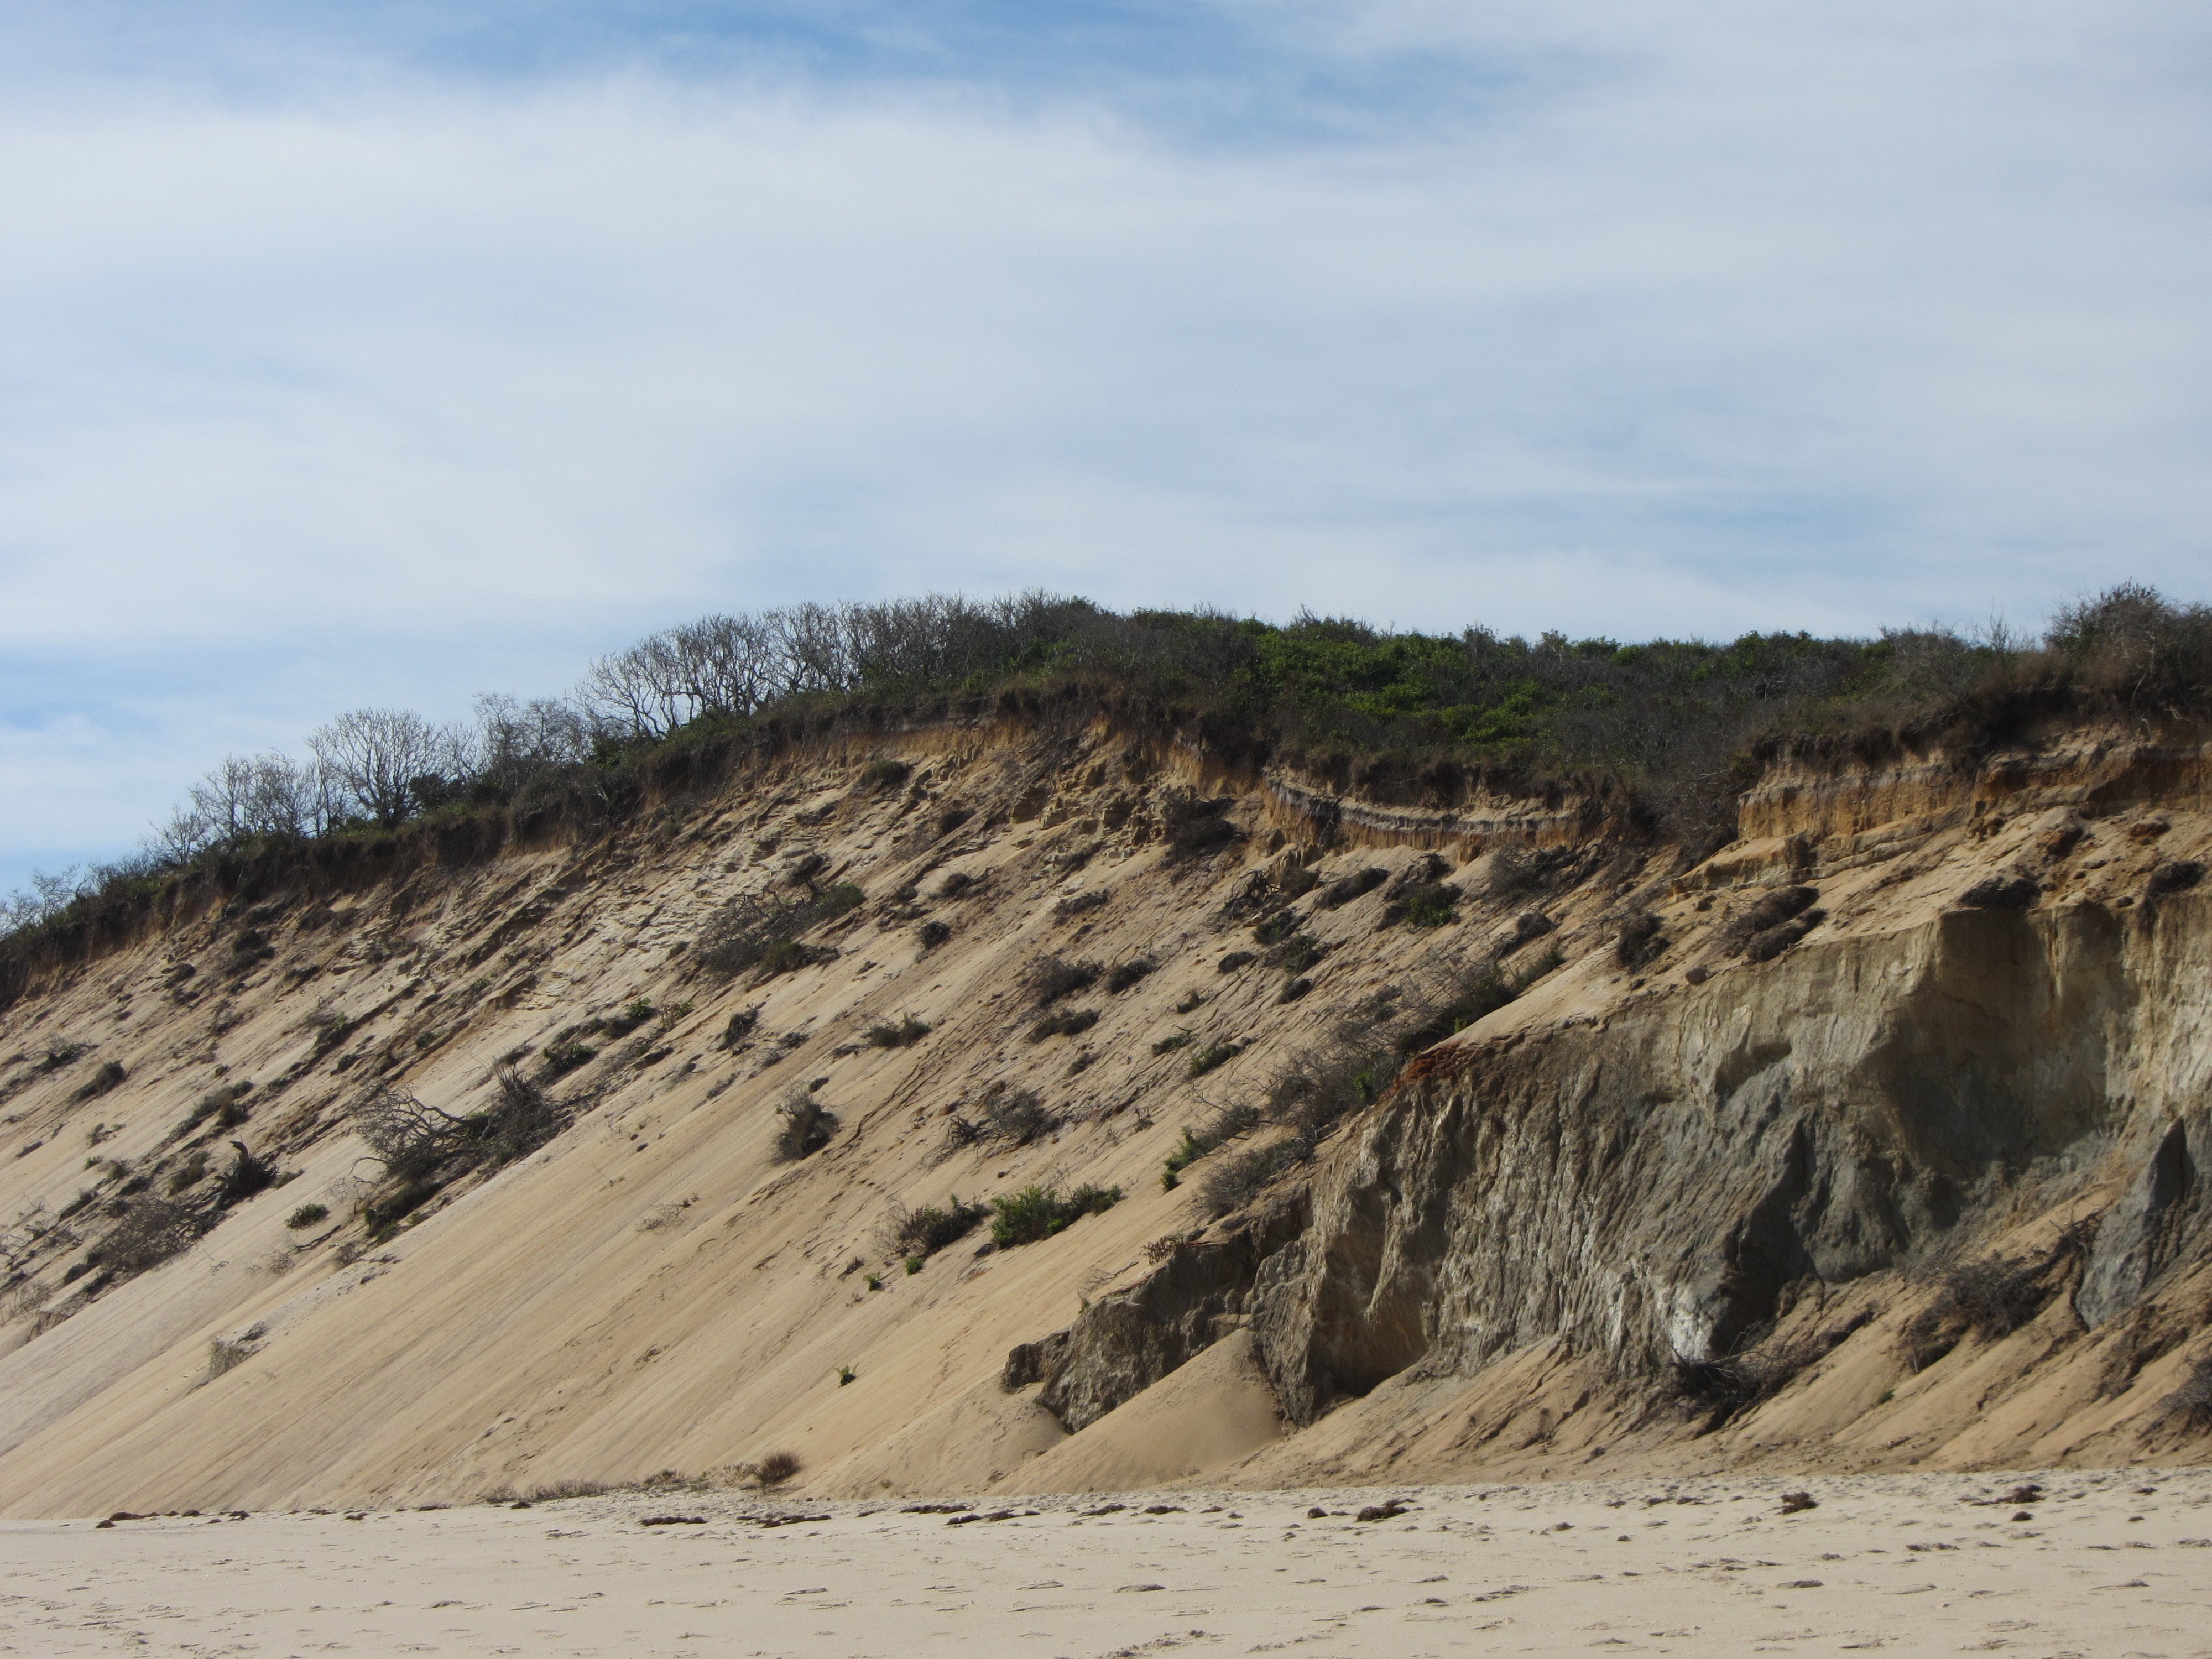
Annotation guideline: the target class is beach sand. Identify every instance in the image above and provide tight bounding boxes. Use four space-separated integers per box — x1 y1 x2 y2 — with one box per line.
3 1467 2208 1656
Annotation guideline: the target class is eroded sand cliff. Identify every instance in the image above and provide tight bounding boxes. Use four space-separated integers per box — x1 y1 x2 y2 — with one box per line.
0 717 2206 1514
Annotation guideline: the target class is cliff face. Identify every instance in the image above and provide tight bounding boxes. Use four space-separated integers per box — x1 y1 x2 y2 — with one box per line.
0 717 2206 1515
1256 895 2202 1414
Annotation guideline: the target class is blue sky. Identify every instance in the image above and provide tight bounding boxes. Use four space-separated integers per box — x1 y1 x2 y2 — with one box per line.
3 2 2210 894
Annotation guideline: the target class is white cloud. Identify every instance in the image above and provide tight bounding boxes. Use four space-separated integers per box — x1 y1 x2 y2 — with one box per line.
1 4 2208 888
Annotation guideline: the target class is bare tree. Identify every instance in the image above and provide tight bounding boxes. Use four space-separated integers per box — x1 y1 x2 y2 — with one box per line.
473 694 594 797
309 709 462 826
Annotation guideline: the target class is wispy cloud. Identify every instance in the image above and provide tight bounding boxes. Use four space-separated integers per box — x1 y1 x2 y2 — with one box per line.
2 2 2208 890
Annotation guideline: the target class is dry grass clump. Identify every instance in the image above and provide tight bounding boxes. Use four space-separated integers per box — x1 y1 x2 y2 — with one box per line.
863 1015 930 1048
2164 1354 2212 1428
1614 909 1664 968
525 1478 614 1502
1024 954 1100 1005
205 1334 256 1383
771 1091 838 1161
1029 1007 1098 1041
695 883 862 979
980 1087 1054 1145
1898 1254 2052 1370
1160 792 1239 860
880 1196 989 1262
1722 884 1824 963
1316 867 1387 909
743 1451 803 1488
1104 957 1155 992
1161 1102 1264 1188
75 1060 127 1101
1674 1312 1871 1426
940 1087 1057 1156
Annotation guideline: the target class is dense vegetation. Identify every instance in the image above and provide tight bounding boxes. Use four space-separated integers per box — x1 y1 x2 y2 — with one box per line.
4 582 2207 985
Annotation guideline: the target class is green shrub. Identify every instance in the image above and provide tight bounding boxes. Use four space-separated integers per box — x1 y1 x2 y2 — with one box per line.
863 758 910 789
1252 911 1300 947
989 1183 1123 1247
285 1201 330 1229
1387 881 1460 928
1151 1029 1196 1055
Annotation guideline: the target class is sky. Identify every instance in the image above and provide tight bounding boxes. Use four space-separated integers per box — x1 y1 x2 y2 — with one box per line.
3 1 2209 895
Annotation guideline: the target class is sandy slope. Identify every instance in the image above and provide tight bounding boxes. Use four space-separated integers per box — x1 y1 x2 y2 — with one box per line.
3 1469 2209 1657
2 721 2209 1515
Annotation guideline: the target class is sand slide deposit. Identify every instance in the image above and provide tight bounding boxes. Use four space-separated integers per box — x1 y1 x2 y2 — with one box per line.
4 1469 2209 1657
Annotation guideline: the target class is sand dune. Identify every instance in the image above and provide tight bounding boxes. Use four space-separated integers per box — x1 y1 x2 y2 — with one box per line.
4 1467 2208 1656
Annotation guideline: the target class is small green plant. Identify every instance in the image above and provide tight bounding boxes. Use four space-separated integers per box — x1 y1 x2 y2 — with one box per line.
285 1201 329 1229
1162 1103 1262 1185
905 1254 924 1275
539 1037 597 1078
614 998 658 1031
1187 1041 1239 1078
836 1364 857 1386
1152 1029 1196 1055
1252 911 1300 947
917 919 952 950
864 1272 882 1291
1392 881 1460 928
